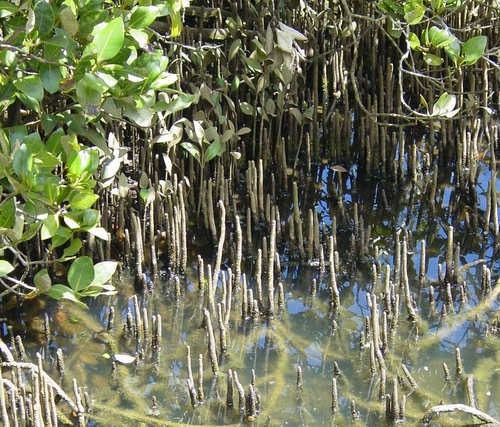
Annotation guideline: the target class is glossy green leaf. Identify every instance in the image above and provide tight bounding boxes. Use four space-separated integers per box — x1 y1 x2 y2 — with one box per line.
100 157 121 189
51 224 72 248
63 212 81 229
0 1 18 18
230 76 240 92
425 26 456 49
181 142 200 164
41 213 59 240
444 39 461 65
432 92 460 118
0 260 14 277
461 35 487 66
60 238 83 261
44 178 59 204
153 93 197 115
423 52 443 66
94 17 125 63
0 197 16 228
387 19 401 39
68 256 94 292
403 4 424 25
228 39 241 62
87 226 109 240
409 32 421 50
205 140 221 163
40 64 62 94
33 1 55 37
91 261 117 287
123 104 153 127
81 209 100 229
129 6 159 29
77 10 108 39
14 76 44 102
167 0 182 37
48 284 87 308
76 78 101 116
69 192 99 210
68 148 99 179
240 102 255 116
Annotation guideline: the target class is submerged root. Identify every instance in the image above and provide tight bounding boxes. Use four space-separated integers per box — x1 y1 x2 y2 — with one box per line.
420 404 500 426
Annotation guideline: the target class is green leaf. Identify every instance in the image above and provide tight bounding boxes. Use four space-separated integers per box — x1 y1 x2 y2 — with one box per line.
0 260 14 277
432 92 459 118
387 19 401 39
461 35 487 66
60 238 83 261
87 226 109 240
44 178 59 204
153 93 197 115
91 261 117 287
40 64 62 94
41 114 58 135
240 102 255 115
444 39 461 65
166 0 182 37
100 157 121 189
265 98 276 116
0 197 16 228
228 39 241 62
69 192 99 210
404 4 425 25
41 213 59 240
94 17 125 63
77 10 108 39
0 1 18 18
149 73 178 90
118 173 129 198
33 1 55 37
425 26 456 49
129 6 159 29
63 212 82 229
51 225 72 248
14 76 44 102
48 284 88 308
68 256 94 292
68 148 99 180
81 209 100 228
123 104 153 127
230 76 240 92
76 79 101 116
205 140 221 163
236 127 251 136
423 52 443 66
409 32 421 50
60 7 79 37
181 142 201 164
34 269 52 293
419 94 429 113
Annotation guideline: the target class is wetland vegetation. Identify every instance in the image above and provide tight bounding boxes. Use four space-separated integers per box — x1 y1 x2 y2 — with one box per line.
1 0 500 425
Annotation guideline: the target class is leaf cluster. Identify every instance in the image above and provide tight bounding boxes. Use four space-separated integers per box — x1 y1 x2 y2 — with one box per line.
0 0 193 305
378 0 489 118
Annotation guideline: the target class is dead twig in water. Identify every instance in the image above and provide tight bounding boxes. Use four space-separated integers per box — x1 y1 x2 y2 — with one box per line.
420 404 500 426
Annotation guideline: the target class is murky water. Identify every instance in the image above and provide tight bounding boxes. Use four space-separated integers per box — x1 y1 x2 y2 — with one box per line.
2 146 499 426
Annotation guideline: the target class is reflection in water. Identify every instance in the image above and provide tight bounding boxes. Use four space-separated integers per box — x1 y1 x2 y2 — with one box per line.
1 131 500 426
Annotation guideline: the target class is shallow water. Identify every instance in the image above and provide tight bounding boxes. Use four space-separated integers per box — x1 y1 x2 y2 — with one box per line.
2 139 500 426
